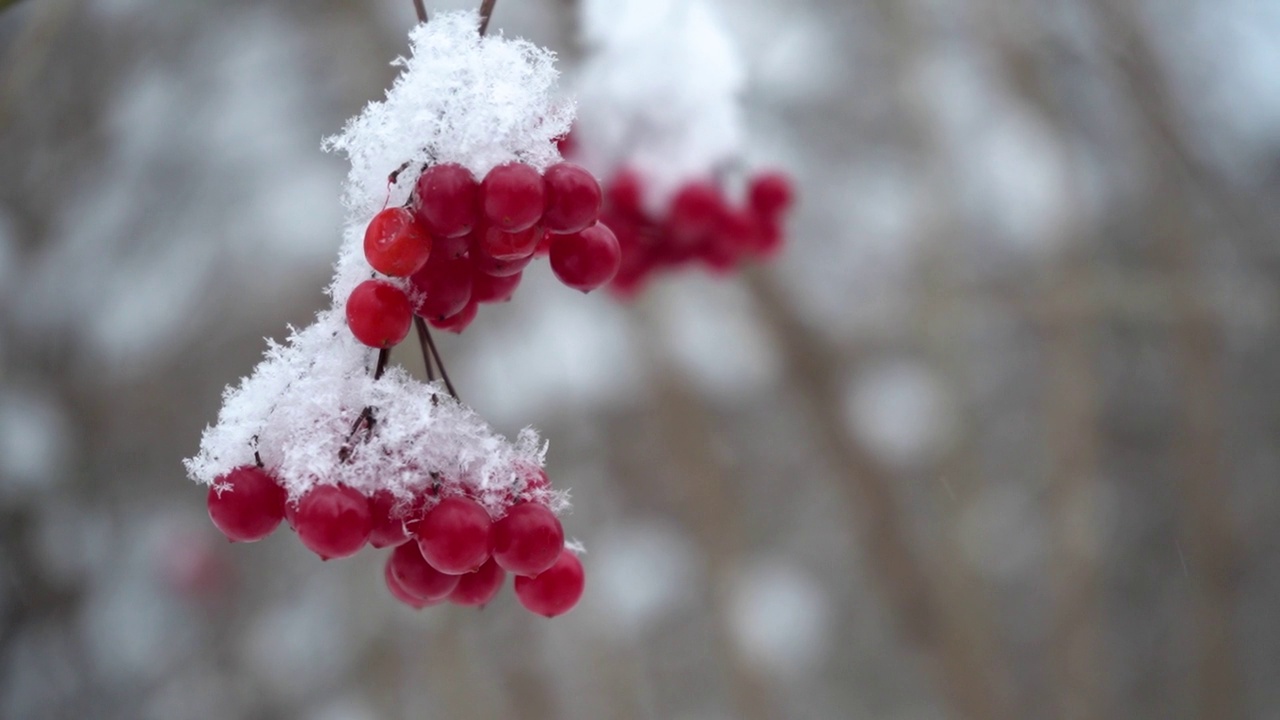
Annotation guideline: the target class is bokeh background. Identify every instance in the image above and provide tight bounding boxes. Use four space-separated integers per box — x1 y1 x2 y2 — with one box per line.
2 0 1279 718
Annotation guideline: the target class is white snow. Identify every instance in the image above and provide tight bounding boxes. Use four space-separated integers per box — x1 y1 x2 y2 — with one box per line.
727 557 831 677
572 0 746 213
186 11 574 513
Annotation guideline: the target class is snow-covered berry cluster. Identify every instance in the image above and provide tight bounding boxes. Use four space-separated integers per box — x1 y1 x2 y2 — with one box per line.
206 463 583 616
186 11 593 618
566 0 796 296
347 157 618 342
600 167 793 296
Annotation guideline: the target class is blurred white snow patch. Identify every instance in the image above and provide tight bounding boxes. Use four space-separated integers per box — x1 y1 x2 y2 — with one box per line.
727 558 831 678
654 277 780 400
461 270 642 424
309 695 380 720
719 0 843 102
844 360 956 470
574 0 745 211
959 483 1046 580
956 106 1074 255
586 520 698 638
243 574 364 705
325 10 571 220
0 386 70 501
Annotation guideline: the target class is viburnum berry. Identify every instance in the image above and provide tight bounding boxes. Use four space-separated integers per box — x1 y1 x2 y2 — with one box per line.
409 253 473 321
346 280 412 348
542 162 602 235
389 540 459 601
428 298 478 334
748 171 794 218
293 484 372 560
476 222 542 261
207 465 285 542
368 490 409 549
363 207 432 277
549 222 622 292
491 502 564 576
448 558 506 607
514 549 585 618
667 183 725 246
481 162 544 232
413 163 479 238
471 268 522 304
471 245 536 278
416 496 492 574
385 558 433 609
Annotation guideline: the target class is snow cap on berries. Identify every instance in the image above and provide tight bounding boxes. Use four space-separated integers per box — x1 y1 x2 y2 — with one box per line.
323 10 572 221
572 0 745 212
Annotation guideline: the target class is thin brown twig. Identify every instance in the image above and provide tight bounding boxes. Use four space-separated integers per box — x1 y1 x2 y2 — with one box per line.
415 317 457 399
412 0 428 24
478 0 497 35
413 316 436 383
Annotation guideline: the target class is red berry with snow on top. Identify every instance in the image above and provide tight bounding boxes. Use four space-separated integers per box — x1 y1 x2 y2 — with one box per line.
413 162 479 238
416 496 493 575
293 484 372 560
482 162 545 232
207 465 286 542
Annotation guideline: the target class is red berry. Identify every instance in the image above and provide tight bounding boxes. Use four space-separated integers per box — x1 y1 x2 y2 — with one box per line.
476 223 542 261
471 268 522 303
368 490 409 549
667 183 725 246
207 465 285 542
409 253 473 321
448 558 506 607
346 280 412 348
555 127 576 157
293 485 372 560
748 171 793 217
428 298 478 334
363 207 432 277
543 162 602 235
481 162 544 232
389 539 459 600
514 550 585 618
384 557 434 609
413 163 479 238
491 502 564 576
471 245 535 278
549 222 622 292
416 496 492 574
607 170 645 218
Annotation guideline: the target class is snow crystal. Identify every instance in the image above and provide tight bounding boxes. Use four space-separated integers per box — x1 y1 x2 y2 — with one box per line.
186 11 572 515
323 10 571 222
572 0 746 213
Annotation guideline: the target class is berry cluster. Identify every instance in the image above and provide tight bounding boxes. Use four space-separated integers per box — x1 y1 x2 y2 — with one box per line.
206 464 585 617
601 169 794 297
346 160 621 345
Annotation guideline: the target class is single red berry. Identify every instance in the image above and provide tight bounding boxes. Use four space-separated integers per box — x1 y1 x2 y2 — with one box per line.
514 549 585 618
368 490 410 549
471 268 522 303
293 485 372 560
476 222 542 261
549 222 622 292
346 280 412 348
748 171 793 217
384 557 434 609
543 162 603 235
667 183 725 247
409 253 473 321
492 502 564 576
363 207 433 277
606 170 645 218
448 558 507 607
413 163 479 238
481 162 544 232
416 496 492 574
428 298 478 334
207 465 285 542
389 539 459 600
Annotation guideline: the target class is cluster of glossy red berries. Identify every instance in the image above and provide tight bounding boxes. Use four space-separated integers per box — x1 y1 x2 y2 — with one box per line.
345 161 621 346
205 465 585 617
599 169 794 297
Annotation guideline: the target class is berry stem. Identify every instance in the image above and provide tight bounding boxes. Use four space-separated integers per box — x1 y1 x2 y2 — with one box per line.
413 315 437 383
374 347 390 380
412 0 427 24
478 0 497 35
415 316 458 400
